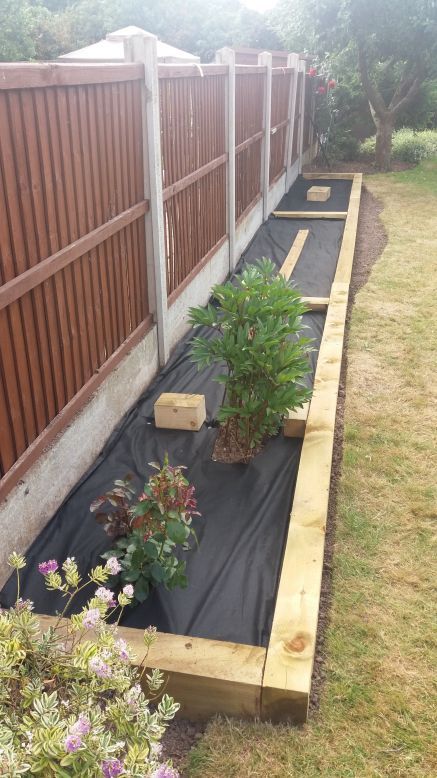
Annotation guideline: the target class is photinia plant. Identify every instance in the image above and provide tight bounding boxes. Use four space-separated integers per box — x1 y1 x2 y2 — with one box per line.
91 457 200 604
0 552 179 776
188 258 313 459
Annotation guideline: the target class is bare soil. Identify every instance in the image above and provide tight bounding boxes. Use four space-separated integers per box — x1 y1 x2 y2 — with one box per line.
161 181 388 773
212 418 264 464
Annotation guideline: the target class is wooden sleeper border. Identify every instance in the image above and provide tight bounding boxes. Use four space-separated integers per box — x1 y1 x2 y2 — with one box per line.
35 174 362 723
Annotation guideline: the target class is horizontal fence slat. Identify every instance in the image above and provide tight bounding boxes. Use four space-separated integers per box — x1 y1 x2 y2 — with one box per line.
158 64 228 78
163 153 227 201
0 316 153 501
235 130 264 155
0 63 144 89
0 202 149 311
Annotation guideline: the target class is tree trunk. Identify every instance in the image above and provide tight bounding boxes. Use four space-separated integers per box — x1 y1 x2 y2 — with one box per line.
374 115 395 171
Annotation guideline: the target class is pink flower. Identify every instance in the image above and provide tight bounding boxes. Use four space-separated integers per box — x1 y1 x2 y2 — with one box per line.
115 638 129 661
82 608 101 628
38 559 58 575
327 79 336 89
88 656 112 678
151 765 179 778
95 587 116 607
317 85 326 95
70 715 91 737
64 733 82 753
101 759 124 777
105 557 122 575
122 584 134 598
308 67 317 77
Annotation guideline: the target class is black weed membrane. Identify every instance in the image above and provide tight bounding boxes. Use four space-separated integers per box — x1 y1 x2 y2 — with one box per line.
1 177 351 647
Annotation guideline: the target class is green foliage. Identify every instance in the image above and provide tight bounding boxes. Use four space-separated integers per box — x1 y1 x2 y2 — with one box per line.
91 457 200 604
359 128 437 163
0 0 281 63
188 258 312 457
270 0 437 167
1 553 179 776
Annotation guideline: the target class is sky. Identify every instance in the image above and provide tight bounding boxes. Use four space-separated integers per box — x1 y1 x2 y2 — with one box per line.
241 0 278 13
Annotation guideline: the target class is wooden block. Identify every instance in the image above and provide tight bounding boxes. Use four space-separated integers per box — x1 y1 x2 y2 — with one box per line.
301 297 329 312
307 185 331 202
154 393 206 431
273 211 347 220
283 401 310 438
279 229 309 280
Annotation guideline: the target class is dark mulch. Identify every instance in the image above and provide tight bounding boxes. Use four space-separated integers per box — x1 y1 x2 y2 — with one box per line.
161 182 388 772
212 419 264 464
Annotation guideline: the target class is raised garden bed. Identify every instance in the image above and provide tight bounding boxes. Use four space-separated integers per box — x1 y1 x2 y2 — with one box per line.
1 174 362 723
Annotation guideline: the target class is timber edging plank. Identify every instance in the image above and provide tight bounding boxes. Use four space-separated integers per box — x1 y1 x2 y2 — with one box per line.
273 210 348 220
279 229 309 280
38 616 265 720
261 174 362 723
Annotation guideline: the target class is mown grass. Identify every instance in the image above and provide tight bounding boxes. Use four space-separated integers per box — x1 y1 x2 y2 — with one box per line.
186 159 437 777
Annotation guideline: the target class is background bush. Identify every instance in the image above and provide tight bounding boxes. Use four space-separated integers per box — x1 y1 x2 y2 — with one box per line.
359 128 437 164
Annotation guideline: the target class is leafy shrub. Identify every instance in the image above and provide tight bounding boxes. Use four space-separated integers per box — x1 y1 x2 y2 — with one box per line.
359 128 437 163
91 457 199 604
0 552 179 776
188 258 312 458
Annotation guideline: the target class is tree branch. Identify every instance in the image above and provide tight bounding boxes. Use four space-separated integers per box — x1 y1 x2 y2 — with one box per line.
357 42 387 119
391 76 423 116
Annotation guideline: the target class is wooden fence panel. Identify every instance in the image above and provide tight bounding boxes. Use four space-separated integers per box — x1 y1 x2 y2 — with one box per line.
269 69 292 184
0 65 151 488
235 68 265 221
159 66 227 300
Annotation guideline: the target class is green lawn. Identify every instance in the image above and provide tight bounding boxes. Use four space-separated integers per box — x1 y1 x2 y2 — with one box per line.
185 160 437 777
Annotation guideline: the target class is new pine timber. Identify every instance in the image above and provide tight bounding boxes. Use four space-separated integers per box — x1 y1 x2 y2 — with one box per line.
38 615 265 720
283 401 309 438
261 174 362 722
303 172 355 180
273 210 347 220
278 229 309 280
301 297 329 311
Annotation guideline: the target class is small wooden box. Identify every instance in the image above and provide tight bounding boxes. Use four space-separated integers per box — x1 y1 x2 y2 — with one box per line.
307 185 331 202
154 393 206 431
283 401 310 438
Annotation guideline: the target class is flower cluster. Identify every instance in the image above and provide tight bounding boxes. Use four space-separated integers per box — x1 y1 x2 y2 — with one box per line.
307 64 337 94
1 553 180 777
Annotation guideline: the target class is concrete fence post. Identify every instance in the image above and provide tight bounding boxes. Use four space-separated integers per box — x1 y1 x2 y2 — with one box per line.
123 33 169 366
285 53 300 189
216 47 236 272
298 58 307 174
258 51 272 222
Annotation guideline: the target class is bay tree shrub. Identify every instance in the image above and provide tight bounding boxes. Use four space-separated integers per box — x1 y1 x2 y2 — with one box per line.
91 457 200 604
0 552 179 776
188 258 313 460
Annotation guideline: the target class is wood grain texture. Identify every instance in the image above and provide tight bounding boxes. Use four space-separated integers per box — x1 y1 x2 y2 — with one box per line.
307 186 331 202
303 172 355 180
261 175 362 723
273 211 347 220
154 393 206 431
38 615 265 720
301 296 330 311
278 229 309 280
283 401 309 438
